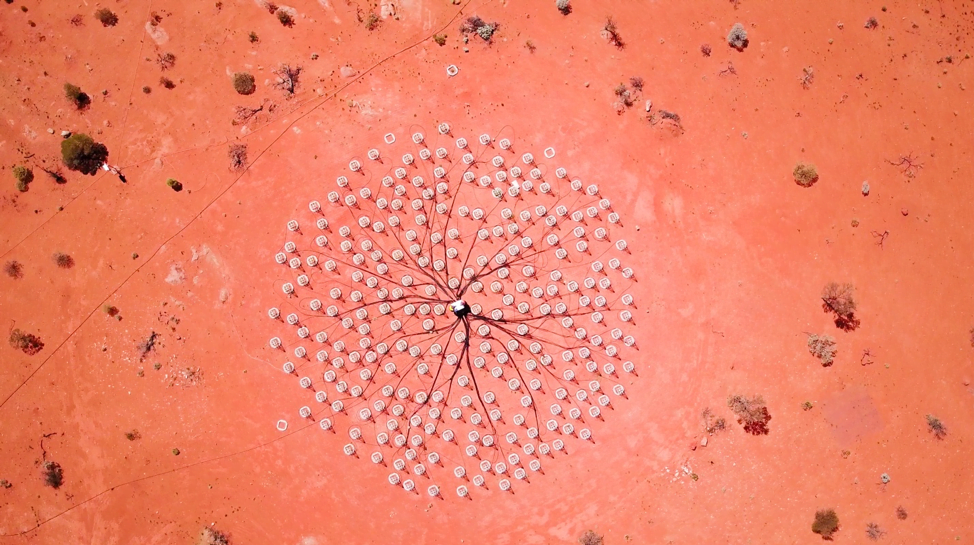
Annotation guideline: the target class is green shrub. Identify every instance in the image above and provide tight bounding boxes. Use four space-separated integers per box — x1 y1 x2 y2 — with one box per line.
232 72 256 95
94 8 118 26
61 133 109 175
12 165 33 192
64 83 91 109
166 178 183 192
812 509 839 539
433 33 447 46
793 162 818 187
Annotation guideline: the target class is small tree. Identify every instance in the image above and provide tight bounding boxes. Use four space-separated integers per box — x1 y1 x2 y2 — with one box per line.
276 9 294 27
926 414 947 439
232 72 256 95
556 0 572 15
63 83 91 110
273 64 301 96
9 329 44 355
727 394 771 435
807 334 837 366
793 162 818 187
812 509 839 539
61 133 109 175
578 530 603 545
727 23 748 50
821 282 859 330
42 461 63 489
94 8 118 26
197 527 231 545
12 165 33 192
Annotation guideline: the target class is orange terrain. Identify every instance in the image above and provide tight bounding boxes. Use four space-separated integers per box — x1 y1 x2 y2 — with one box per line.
1 0 973 543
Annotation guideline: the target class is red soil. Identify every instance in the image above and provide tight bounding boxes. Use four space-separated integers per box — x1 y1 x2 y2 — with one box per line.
2 0 973 543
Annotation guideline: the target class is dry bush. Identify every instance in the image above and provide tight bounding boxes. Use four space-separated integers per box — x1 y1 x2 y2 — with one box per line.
273 64 302 96
727 23 748 50
926 414 947 439
460 16 498 42
433 33 446 46
365 12 380 30
197 527 230 545
864 16 879 29
702 407 727 434
602 17 624 48
821 282 859 331
137 331 159 360
556 0 572 15
42 461 63 489
629 76 644 91
865 522 885 541
727 394 771 435
160 77 176 89
578 530 603 545
94 8 118 26
793 162 818 187
812 509 839 539
4 260 24 279
157 52 176 70
895 506 908 520
232 72 256 95
701 43 712 56
61 133 109 175
53 252 74 269
276 9 294 27
800 66 814 89
807 334 837 366
228 144 248 171
9 329 44 355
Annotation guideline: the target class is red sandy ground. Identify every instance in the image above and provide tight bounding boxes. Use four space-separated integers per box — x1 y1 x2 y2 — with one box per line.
1 0 973 543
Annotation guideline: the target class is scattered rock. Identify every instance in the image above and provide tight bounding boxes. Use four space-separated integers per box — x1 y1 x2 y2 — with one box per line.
700 436 708 447
901 208 909 216
339 65 356 78
60 130 71 138
47 128 54 134
861 181 870 195
165 264 185 285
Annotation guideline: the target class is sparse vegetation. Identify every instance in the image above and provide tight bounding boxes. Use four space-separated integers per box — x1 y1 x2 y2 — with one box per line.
802 401 814 411
865 522 884 540
61 133 109 175
124 430 141 441
276 9 293 27
727 23 748 50
969 326 974 347
864 16 879 29
4 260 24 279
812 509 840 539
228 143 248 171
53 252 74 268
433 33 447 46
42 461 63 489
142 85 152 94
702 407 727 434
166 178 183 192
895 506 908 520
157 52 176 70
94 8 118 26
273 64 301 96
807 334 837 366
197 526 231 545
70 14 84 26
578 530 603 545
13 165 33 192
727 394 771 435
460 16 497 42
649 109 684 133
556 0 572 15
137 331 160 360
248 31 259 43
103 304 119 317
793 162 819 187
821 282 859 331
614 83 634 108
365 12 380 31
232 72 256 95
63 83 91 110
160 77 176 89
525 39 537 53
602 18 624 48
800 66 814 89
629 76 644 91
9 329 44 355
926 414 947 439
701 43 712 56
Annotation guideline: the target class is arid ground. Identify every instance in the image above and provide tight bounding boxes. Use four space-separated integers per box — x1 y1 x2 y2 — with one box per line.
1 0 973 543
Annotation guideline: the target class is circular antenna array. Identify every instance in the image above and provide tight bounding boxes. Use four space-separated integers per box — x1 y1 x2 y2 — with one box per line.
264 124 639 498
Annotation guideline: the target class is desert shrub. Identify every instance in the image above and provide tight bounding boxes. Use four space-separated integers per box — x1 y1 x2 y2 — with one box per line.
800 66 814 89
42 461 63 489
94 8 118 26
124 429 141 440
4 260 24 279
102 304 119 316
160 77 175 89
12 165 33 192
433 33 446 46
248 31 259 43
578 530 603 545
727 23 748 50
228 143 248 171
792 162 818 186
702 407 727 434
53 252 74 268
895 506 908 520
864 16 879 29
602 17 623 47
365 12 380 30
701 43 712 56
556 0 572 15
613 83 634 108
9 329 44 355
273 64 301 96
276 9 293 27
727 394 771 435
926 414 947 439
198 527 230 545
629 76 644 91
232 72 256 95
63 83 91 109
807 334 837 366
525 39 536 52
166 178 183 192
142 86 152 94
461 16 497 42
61 133 109 175
812 509 839 539
802 401 814 411
157 52 176 70
866 522 884 540
821 282 859 330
